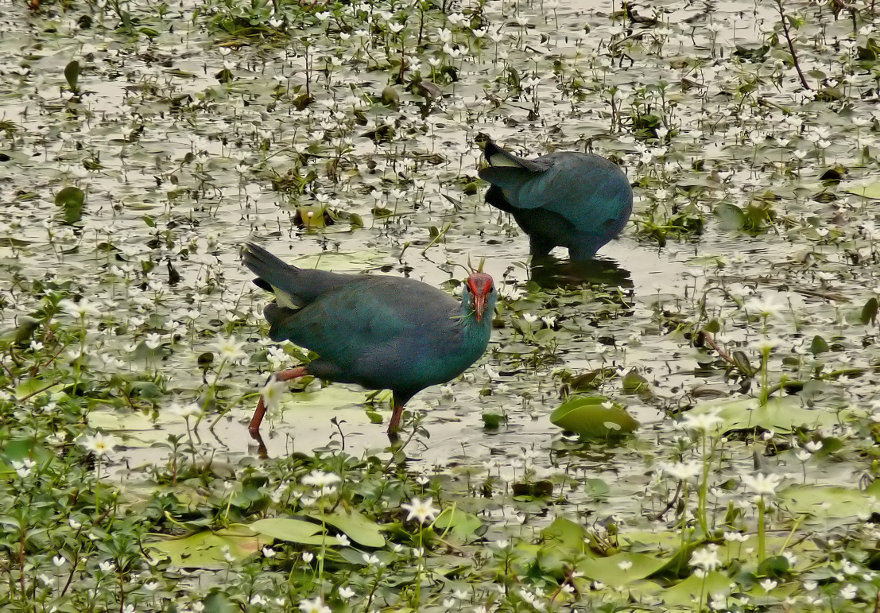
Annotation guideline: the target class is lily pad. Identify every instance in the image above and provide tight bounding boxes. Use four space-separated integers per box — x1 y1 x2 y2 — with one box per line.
777 482 880 520
847 183 880 199
433 507 482 540
550 396 639 439
248 517 338 546
146 526 268 570
305 510 385 547
55 186 85 224
661 571 732 607
576 552 668 586
688 396 838 432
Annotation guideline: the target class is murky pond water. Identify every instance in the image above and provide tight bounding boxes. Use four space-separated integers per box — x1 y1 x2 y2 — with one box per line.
3 0 880 607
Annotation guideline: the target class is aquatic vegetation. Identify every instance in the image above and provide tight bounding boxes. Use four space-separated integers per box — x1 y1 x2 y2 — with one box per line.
1 0 880 609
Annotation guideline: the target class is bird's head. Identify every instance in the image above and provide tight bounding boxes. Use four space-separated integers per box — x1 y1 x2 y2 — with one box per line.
465 273 495 323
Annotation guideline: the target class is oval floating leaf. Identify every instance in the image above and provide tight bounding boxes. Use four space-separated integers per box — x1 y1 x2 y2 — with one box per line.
715 202 745 230
433 508 482 540
248 517 337 546
809 335 829 355
145 527 267 570
688 396 838 433
64 60 80 93
307 510 385 547
550 396 638 439
55 186 85 224
861 297 878 325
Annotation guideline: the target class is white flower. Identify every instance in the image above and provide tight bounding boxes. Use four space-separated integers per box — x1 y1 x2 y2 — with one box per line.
98 561 116 573
618 560 633 571
336 533 350 547
804 440 823 453
144 333 163 350
52 555 66 568
262 547 276 558
760 578 777 591
690 545 721 572
338 586 355 599
840 583 857 599
171 402 202 421
362 553 380 565
80 432 116 456
59 298 101 319
260 376 288 413
302 552 314 563
744 293 786 320
212 335 246 363
522 312 538 323
659 460 702 481
298 597 330 613
680 408 723 433
12 458 35 478
401 496 439 524
742 473 782 497
301 470 341 488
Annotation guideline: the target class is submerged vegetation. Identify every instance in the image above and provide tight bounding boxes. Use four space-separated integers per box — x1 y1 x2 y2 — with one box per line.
2 0 880 609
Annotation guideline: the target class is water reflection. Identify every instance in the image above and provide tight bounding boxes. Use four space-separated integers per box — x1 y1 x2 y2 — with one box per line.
529 254 633 290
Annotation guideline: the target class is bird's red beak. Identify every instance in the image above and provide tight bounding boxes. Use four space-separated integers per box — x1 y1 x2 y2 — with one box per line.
467 273 494 322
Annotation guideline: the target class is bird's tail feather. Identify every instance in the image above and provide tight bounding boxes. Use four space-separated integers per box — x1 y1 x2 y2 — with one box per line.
243 242 355 308
483 140 545 173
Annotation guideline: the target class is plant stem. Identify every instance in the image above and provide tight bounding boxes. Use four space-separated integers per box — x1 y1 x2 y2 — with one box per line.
756 496 766 563
773 0 810 90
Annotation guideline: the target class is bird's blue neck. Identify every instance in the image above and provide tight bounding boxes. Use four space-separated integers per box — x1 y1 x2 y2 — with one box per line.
460 293 496 349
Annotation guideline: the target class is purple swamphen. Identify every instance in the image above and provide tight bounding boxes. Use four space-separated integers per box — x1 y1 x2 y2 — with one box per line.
243 243 496 437
479 139 633 260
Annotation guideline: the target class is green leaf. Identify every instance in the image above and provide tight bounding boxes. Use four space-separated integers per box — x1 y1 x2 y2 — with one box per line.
621 370 649 394
550 396 639 439
145 526 267 570
576 552 668 586
847 182 880 199
481 412 505 429
757 555 789 577
689 397 838 433
731 350 755 376
861 297 878 325
248 517 337 546
662 571 732 606
809 335 829 355
55 186 85 224
14 377 63 400
64 60 80 92
715 202 745 230
306 510 385 547
296 205 327 228
541 517 586 551
203 592 236 613
777 484 880 519
433 508 482 540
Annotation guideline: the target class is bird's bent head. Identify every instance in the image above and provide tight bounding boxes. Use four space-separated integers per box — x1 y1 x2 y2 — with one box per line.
466 273 495 323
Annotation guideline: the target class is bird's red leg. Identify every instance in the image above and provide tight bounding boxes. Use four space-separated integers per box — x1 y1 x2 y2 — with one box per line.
387 399 405 434
248 366 308 435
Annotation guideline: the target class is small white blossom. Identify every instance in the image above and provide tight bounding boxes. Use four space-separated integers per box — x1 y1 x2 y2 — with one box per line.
401 497 439 524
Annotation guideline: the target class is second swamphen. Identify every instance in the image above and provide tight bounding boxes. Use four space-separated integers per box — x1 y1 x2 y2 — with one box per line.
242 243 496 435
479 140 633 260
